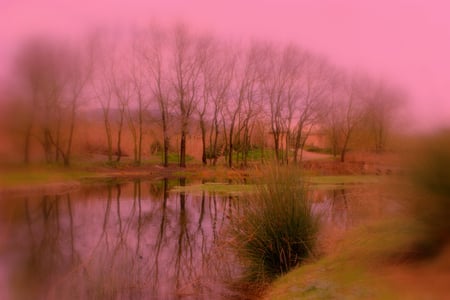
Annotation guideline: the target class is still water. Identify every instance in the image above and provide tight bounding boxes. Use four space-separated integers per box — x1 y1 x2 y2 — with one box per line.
0 179 395 300
0 179 244 300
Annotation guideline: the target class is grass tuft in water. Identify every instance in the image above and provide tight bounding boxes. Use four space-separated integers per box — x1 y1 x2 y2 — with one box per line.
230 166 319 285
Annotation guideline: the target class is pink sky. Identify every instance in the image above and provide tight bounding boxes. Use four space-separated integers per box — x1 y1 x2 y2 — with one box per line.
1 0 449 130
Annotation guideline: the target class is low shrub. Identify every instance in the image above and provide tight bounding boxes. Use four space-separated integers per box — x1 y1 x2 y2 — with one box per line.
230 166 319 284
410 130 450 256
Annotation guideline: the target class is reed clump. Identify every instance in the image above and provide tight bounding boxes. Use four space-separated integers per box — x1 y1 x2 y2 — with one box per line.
230 166 319 285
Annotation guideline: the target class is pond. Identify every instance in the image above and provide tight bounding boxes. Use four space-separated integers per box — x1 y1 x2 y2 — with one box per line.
0 179 397 299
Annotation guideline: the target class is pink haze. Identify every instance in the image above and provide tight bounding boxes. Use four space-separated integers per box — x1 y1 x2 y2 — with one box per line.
1 0 449 130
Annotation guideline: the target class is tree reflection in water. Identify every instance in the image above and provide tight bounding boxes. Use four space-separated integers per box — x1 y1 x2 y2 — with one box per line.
0 179 242 299
0 182 394 299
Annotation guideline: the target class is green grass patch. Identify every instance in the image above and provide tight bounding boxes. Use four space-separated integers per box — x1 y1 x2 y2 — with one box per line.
240 148 276 161
171 182 255 195
230 148 280 164
306 175 383 189
0 167 90 187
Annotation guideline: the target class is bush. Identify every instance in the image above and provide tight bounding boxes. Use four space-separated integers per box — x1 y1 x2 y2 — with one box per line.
230 166 319 284
411 131 450 255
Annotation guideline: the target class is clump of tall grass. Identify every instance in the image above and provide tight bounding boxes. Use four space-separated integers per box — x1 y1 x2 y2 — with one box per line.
230 166 319 285
410 130 450 256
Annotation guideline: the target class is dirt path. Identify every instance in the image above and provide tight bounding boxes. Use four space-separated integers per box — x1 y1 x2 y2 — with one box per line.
301 150 332 161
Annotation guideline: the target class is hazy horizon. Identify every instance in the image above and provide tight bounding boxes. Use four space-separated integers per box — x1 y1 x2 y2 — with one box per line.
1 0 449 131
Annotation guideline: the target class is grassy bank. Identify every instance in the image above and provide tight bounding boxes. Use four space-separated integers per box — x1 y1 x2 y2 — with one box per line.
0 165 91 187
263 217 449 299
264 132 450 299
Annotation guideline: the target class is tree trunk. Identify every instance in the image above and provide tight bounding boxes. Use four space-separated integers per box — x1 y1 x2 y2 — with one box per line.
161 107 169 167
137 110 143 165
284 130 290 165
293 133 300 164
116 125 123 162
103 110 113 163
64 102 77 167
200 118 207 165
212 124 219 166
340 132 351 162
163 135 169 167
340 148 347 162
228 126 234 168
116 109 125 162
180 130 187 168
23 123 33 164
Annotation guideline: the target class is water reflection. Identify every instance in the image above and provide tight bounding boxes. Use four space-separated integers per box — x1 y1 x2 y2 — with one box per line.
311 185 401 254
0 181 396 299
0 179 242 300
312 189 351 230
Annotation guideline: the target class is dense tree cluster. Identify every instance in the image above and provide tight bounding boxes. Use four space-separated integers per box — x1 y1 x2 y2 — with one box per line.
1 23 403 167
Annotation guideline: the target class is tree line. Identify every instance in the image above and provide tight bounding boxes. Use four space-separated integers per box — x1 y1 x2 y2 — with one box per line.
1 22 403 167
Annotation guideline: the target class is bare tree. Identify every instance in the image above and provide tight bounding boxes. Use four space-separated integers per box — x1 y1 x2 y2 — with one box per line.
170 24 202 167
11 38 92 166
59 40 94 166
362 80 403 153
92 34 130 163
292 54 329 163
129 48 148 165
224 43 263 168
92 41 116 163
278 44 305 165
111 61 132 163
206 43 234 166
259 43 302 164
106 38 150 165
323 72 366 162
141 25 172 167
196 35 215 165
11 41 43 163
196 36 235 166
260 44 284 163
235 48 263 167
26 41 67 164
5 21 404 169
